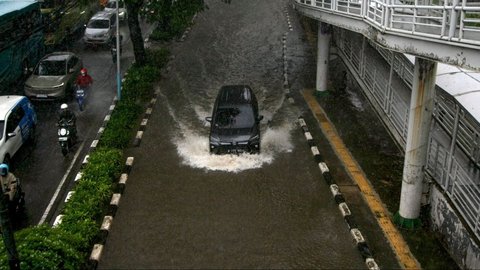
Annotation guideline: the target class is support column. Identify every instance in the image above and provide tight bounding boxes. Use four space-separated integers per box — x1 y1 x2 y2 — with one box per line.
394 57 437 229
316 22 331 93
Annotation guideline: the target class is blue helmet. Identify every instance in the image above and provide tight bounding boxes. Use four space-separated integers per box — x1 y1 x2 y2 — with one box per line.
0 163 8 176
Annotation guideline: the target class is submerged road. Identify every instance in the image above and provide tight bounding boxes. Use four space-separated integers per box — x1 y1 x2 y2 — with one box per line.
98 0 401 269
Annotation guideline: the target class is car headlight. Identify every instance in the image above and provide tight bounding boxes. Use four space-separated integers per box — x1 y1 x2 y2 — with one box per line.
53 82 65 88
58 128 69 136
249 134 260 142
209 135 220 145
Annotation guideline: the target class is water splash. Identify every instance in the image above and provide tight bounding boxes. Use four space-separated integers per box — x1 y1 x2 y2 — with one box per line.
174 122 294 173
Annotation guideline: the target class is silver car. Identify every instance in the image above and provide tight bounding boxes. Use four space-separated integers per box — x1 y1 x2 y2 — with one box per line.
83 11 117 46
24 52 83 100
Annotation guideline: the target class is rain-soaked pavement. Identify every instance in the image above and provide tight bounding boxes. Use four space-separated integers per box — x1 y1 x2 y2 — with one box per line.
8 20 155 228
98 0 401 269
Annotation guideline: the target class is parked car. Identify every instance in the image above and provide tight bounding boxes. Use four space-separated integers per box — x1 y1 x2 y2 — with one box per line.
206 85 263 154
24 52 83 100
104 0 127 21
83 10 117 46
0 96 37 165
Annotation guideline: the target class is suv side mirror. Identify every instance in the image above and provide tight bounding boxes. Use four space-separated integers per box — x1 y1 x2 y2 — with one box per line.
257 115 264 122
7 132 16 139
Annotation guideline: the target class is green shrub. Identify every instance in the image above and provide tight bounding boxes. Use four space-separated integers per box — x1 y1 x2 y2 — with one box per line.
122 65 160 102
147 47 170 67
99 101 143 149
0 225 82 270
148 0 205 41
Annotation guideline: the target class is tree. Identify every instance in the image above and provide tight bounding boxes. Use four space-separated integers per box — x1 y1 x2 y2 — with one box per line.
124 0 205 66
125 0 147 66
142 0 205 41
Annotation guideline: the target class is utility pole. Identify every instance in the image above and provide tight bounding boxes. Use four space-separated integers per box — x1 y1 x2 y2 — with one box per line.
0 193 20 270
116 0 121 100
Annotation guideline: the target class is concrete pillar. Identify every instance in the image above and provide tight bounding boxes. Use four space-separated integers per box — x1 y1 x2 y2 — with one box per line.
316 22 331 92
394 57 437 229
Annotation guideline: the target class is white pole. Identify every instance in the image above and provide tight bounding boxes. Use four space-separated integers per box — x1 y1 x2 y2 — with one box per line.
116 0 121 100
395 57 437 228
316 22 331 92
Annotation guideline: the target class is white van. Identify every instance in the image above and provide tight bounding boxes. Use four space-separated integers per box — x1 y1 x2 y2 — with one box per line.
0 96 37 164
104 0 127 21
83 11 117 46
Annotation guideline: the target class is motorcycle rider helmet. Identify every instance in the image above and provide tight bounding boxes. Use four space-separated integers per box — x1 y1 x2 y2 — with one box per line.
81 68 87 76
60 103 68 110
0 164 9 176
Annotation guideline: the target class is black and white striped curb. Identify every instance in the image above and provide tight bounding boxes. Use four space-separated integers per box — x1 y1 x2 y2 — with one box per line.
282 5 295 105
180 13 197 42
297 117 380 270
284 6 294 31
88 156 134 270
133 88 160 147
282 32 294 105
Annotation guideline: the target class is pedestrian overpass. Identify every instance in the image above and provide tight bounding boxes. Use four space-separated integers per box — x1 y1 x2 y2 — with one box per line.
291 0 480 268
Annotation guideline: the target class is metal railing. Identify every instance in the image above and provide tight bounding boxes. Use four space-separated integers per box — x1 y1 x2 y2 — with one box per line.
296 0 480 46
333 27 480 240
427 138 480 238
335 29 410 146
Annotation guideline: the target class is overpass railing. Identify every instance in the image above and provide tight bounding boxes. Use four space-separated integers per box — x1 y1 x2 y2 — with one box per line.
296 0 480 46
334 27 480 241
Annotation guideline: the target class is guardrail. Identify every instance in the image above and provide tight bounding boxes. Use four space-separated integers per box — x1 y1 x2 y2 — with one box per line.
295 0 480 46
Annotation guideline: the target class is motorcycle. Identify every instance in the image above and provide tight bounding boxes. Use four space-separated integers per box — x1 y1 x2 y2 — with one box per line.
110 35 123 64
75 85 86 111
111 46 119 63
57 119 76 156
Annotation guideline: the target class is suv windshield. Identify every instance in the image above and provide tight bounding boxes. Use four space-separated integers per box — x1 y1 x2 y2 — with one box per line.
34 60 66 76
87 19 109 29
214 105 255 129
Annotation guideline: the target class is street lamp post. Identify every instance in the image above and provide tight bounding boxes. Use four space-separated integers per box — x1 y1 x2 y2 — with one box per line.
115 0 121 100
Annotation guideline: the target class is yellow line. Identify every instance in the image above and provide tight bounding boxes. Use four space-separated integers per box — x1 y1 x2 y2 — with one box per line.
302 89 420 270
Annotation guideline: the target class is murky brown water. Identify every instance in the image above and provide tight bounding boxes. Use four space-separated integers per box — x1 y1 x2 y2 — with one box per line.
98 1 401 269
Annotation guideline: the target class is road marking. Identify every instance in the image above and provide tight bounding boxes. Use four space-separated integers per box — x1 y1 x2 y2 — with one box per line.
38 141 85 225
302 89 420 270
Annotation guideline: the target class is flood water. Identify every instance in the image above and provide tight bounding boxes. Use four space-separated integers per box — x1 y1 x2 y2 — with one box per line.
97 1 400 269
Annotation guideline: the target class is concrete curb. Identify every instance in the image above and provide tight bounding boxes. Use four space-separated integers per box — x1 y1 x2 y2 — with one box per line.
88 157 134 269
133 88 160 147
83 22 179 266
298 117 380 270
284 6 377 268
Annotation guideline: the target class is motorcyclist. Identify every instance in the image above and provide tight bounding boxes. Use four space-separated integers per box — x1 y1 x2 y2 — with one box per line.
110 35 123 63
75 68 93 89
0 163 18 202
58 103 77 141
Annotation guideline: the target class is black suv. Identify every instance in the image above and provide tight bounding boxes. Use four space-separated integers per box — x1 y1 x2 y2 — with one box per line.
206 85 263 154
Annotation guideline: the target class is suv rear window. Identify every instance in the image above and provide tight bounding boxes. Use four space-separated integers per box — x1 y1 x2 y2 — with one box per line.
87 19 109 29
215 105 255 129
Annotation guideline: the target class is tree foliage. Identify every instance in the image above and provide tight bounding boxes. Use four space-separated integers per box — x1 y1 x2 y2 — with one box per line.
124 0 205 64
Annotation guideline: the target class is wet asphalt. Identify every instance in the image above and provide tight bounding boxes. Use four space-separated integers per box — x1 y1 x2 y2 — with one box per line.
98 0 401 269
